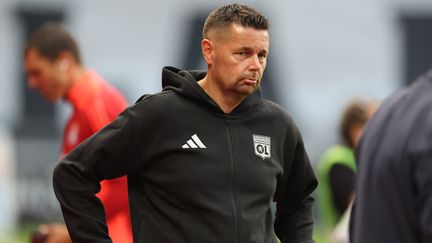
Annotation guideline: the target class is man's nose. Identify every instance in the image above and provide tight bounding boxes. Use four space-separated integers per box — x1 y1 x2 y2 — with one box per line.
249 55 262 71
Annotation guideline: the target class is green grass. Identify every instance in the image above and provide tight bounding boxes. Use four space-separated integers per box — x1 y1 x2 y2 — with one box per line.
0 223 40 243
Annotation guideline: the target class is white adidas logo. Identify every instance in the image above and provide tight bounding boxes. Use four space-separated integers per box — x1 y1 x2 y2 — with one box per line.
182 134 206 148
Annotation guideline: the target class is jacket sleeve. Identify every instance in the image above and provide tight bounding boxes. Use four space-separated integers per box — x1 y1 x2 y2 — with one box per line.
53 106 146 242
274 129 318 243
411 113 432 242
413 148 432 242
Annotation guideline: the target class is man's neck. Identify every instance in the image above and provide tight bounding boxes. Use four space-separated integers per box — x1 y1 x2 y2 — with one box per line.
62 66 88 101
71 66 86 82
67 66 87 91
198 76 244 114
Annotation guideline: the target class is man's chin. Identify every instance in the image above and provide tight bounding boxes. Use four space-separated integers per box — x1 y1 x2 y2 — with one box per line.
238 85 258 95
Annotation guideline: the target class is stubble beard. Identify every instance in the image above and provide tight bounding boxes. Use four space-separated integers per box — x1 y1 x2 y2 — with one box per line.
236 72 261 95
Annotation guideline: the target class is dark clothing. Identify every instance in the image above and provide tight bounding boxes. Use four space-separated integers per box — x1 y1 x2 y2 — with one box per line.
53 66 318 243
350 69 432 243
329 164 355 216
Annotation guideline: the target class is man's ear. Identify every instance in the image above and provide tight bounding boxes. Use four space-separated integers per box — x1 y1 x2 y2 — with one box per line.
57 51 74 71
201 38 213 65
58 59 69 71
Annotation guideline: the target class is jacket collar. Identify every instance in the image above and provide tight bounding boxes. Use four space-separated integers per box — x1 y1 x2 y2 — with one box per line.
162 66 261 117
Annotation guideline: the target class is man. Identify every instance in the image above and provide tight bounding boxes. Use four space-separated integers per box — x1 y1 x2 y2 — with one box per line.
350 69 432 242
316 99 377 239
53 4 318 243
24 22 133 243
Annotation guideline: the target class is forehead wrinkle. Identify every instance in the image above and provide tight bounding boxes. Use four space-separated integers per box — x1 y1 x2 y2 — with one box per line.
232 37 269 54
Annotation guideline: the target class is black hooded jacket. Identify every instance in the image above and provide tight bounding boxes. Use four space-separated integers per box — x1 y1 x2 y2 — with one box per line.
53 66 317 243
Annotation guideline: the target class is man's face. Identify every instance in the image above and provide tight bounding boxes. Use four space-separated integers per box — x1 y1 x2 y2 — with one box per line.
208 23 269 98
24 48 67 102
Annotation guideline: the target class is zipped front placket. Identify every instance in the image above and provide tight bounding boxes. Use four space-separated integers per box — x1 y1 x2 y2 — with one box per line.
225 116 240 243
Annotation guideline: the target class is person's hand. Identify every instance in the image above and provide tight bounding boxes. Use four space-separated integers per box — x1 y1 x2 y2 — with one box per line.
37 224 71 243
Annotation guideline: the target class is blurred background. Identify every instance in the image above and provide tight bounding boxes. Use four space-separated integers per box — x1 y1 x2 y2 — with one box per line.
1 0 432 242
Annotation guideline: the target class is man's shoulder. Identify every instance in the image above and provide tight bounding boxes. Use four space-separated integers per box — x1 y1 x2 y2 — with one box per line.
129 90 179 112
256 99 303 138
259 99 294 121
134 89 175 103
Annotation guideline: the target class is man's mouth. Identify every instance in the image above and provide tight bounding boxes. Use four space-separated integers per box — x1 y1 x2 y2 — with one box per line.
242 78 258 85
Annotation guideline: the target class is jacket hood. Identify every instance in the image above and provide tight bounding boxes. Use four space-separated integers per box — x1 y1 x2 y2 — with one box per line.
161 66 261 116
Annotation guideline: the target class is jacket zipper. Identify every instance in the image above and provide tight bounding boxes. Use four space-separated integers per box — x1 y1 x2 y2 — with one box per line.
225 116 239 243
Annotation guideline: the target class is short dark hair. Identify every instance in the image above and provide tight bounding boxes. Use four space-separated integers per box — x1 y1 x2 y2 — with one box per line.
203 3 269 38
25 22 81 64
339 100 371 148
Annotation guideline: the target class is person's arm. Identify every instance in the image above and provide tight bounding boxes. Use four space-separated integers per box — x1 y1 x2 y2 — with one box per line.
36 224 71 243
85 98 130 221
53 106 147 242
274 130 318 243
329 164 356 215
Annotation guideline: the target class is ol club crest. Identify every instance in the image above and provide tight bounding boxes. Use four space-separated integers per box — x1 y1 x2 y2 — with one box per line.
253 134 271 159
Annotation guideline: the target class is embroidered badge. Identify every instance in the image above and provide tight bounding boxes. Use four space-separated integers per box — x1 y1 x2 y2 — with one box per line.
253 134 271 159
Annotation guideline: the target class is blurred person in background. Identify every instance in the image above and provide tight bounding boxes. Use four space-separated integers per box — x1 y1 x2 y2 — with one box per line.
315 99 378 242
52 3 317 243
24 22 132 243
350 70 432 242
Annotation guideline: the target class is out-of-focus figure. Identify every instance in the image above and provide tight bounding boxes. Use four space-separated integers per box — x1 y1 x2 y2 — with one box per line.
350 69 432 243
24 22 132 243
316 99 378 242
